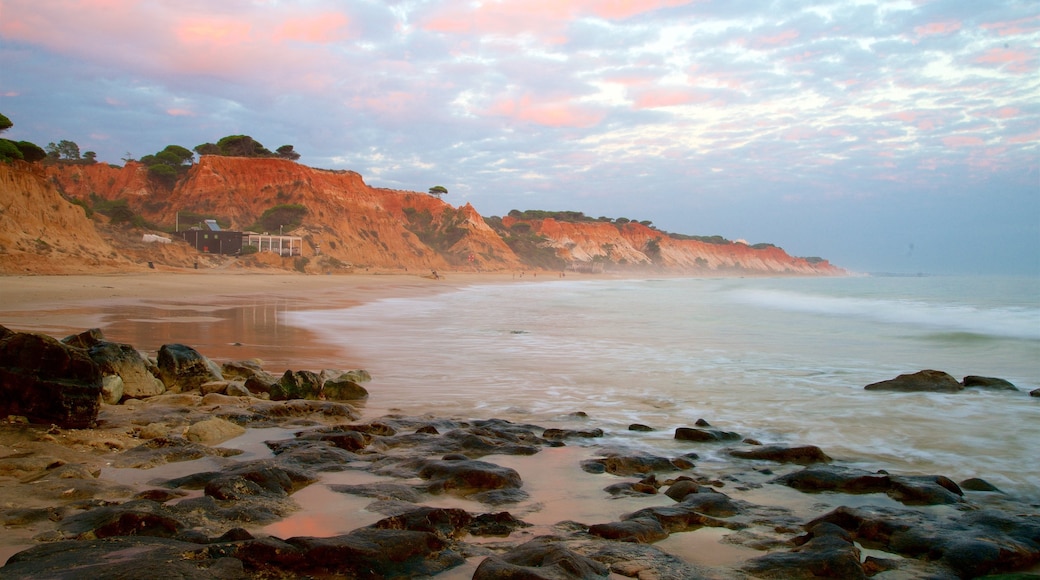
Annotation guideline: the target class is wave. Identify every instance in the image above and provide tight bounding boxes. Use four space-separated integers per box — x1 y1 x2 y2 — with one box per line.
728 288 1040 341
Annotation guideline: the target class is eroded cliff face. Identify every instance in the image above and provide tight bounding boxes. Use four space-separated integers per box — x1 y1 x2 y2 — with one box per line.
0 162 133 274
21 157 844 276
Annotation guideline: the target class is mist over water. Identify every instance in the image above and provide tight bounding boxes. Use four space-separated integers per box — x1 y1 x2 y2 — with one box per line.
286 276 1040 497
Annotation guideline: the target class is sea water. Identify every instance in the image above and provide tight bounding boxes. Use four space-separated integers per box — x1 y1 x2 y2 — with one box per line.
287 275 1040 498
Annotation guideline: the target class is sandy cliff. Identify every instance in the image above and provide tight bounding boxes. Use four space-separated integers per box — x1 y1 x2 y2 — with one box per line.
1 159 842 275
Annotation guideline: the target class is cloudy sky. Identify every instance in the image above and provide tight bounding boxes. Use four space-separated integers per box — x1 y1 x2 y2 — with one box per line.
1 0 1037 275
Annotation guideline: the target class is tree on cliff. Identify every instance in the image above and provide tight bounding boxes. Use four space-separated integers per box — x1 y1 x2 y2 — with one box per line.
140 145 194 187
0 114 46 163
276 145 301 160
45 139 82 161
428 185 448 198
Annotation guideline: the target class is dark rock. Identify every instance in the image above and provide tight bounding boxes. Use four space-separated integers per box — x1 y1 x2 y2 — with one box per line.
155 343 223 393
604 480 659 496
0 328 102 428
663 479 700 502
589 517 669 543
416 424 439 434
247 399 360 421
963 375 1019 390
864 369 964 393
85 340 165 399
743 522 866 579
580 452 678 476
110 436 243 469
1 536 245 580
276 528 464 578
674 427 741 442
468 512 531 536
417 458 522 494
330 482 423 503
628 423 654 432
372 507 472 540
1032 388 1040 397
586 541 716 580
695 418 712 426
56 499 184 540
269 369 323 400
322 377 369 400
202 462 315 501
960 477 1002 492
730 444 832 465
60 328 106 349
886 475 963 505
542 427 603 440
774 465 963 506
470 488 530 505
221 359 276 383
473 537 610 579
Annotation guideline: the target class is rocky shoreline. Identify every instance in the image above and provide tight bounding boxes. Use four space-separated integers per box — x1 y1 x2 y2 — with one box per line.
1 325 1038 579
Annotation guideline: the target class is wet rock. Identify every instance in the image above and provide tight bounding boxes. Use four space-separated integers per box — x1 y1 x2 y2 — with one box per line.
729 444 832 465
774 465 963 505
267 441 360 472
584 540 716 580
542 427 603 440
184 417 246 444
330 482 423 503
322 377 369 400
742 522 866 579
0 328 102 428
1032 388 1040 397
155 343 223 393
963 375 1019 390
1 536 245 580
259 528 464 578
474 537 610 579
372 507 472 540
320 368 372 384
85 340 166 399
56 499 184 540
580 451 679 476
60 328 106 349
201 462 315 501
628 423 654 431
297 427 371 451
247 399 360 421
589 517 669 543
110 436 243 469
864 369 963 393
604 475 659 496
269 369 322 400
417 458 523 495
221 359 276 384
960 477 1002 492
100 375 124 405
469 511 531 537
674 427 741 442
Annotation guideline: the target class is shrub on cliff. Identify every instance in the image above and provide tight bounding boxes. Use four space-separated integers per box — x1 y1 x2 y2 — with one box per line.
0 113 47 163
250 204 308 233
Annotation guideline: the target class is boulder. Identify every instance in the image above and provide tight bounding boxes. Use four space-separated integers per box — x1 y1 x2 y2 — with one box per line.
730 444 832 465
743 522 866 579
962 375 1019 391
155 344 223 393
0 327 102 428
372 507 472 540
417 458 523 494
473 537 610 579
864 369 963 393
85 340 166 399
270 369 323 400
320 368 372 383
184 417 246 445
322 377 369 400
60 327 106 349
774 466 963 506
101 375 124 405
1032 388 1040 398
589 517 669 543
580 452 679 476
542 427 603 440
674 427 742 442
56 499 184 540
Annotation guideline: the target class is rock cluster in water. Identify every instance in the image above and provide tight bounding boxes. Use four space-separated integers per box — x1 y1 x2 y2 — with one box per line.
0 326 1038 579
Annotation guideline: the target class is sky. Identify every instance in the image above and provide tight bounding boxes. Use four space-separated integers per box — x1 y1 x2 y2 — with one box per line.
1 0 1038 275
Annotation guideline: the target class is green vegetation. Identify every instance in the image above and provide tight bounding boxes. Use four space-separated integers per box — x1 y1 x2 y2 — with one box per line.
89 195 154 229
428 185 448 198
802 256 826 264
194 135 300 160
177 212 230 231
140 144 194 187
0 114 47 163
249 204 308 233
485 215 567 270
667 233 732 245
401 206 468 257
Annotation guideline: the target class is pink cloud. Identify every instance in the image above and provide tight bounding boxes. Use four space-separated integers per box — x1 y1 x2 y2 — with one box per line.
632 89 710 109
276 13 352 44
1007 129 1040 145
980 15 1040 36
741 29 799 50
972 47 1037 74
943 135 985 148
485 94 605 128
166 108 195 117
914 21 962 37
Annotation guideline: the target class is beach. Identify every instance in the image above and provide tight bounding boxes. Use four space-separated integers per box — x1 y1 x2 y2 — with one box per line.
1 271 1038 578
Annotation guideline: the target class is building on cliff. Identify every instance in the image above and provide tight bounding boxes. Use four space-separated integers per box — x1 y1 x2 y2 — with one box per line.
176 220 302 257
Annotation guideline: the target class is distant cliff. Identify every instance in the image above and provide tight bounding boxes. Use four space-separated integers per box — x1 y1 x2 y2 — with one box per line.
1 158 843 275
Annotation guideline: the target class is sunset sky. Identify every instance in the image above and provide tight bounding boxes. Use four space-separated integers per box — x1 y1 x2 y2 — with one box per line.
1 0 1037 275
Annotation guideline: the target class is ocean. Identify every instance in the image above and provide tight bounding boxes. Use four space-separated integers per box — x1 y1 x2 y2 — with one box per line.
286 275 1040 498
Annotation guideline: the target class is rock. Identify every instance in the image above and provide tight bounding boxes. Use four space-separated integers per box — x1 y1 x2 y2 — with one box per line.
372 507 472 540
322 377 369 400
743 522 866 579
963 375 1019 390
270 369 322 400
56 499 184 540
628 423 654 431
674 426 742 442
320 368 372 383
960 477 1002 492
155 344 223 393
417 458 523 495
201 462 315 501
85 340 166 399
1032 388 1040 397
200 380 229 395
101 374 124 405
225 382 251 397
589 517 669 543
1 536 245 579
0 328 102 428
184 417 246 444
468 511 531 536
542 427 603 440
329 482 424 503
774 465 963 506
730 444 832 465
474 537 610 579
580 452 679 476
864 369 963 393
60 328 106 349
111 436 243 469
221 359 276 383
586 540 716 580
